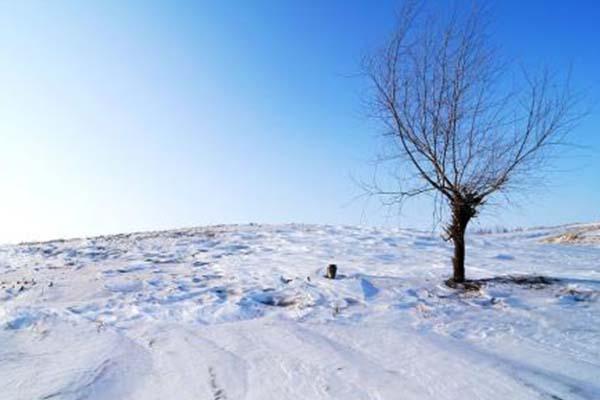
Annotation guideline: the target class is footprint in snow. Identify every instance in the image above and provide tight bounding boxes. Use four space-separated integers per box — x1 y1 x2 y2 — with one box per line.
208 367 227 400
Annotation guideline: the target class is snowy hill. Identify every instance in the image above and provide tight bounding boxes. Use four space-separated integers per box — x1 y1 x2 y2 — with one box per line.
0 224 599 399
541 223 600 245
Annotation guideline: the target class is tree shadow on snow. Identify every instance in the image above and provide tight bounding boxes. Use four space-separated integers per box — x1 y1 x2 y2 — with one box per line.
445 275 600 303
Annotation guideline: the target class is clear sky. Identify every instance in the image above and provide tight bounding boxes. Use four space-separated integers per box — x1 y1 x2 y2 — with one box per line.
0 1 598 243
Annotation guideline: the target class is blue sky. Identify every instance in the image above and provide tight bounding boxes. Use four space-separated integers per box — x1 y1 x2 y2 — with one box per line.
0 1 598 243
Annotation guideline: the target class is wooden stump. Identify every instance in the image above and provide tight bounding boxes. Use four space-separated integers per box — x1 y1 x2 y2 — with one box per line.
326 264 337 279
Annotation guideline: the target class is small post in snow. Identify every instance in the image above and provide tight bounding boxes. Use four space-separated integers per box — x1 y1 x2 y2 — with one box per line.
326 264 337 279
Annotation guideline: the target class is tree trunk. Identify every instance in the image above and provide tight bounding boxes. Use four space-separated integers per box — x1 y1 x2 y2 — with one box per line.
449 200 474 283
452 229 466 283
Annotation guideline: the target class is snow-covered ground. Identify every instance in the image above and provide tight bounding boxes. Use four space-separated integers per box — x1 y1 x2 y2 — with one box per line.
0 223 598 400
542 223 600 245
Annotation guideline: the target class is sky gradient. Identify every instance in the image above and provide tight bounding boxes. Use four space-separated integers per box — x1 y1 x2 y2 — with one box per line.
0 1 598 243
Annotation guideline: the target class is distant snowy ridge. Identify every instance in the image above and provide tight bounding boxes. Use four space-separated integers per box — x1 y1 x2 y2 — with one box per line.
540 223 600 245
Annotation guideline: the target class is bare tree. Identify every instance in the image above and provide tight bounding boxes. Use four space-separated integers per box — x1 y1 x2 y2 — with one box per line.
363 2 581 283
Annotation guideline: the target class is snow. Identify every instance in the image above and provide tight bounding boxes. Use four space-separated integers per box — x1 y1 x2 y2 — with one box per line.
0 223 599 399
542 223 600 245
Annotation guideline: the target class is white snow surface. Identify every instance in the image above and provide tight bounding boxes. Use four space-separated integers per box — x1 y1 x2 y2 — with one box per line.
0 223 599 399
